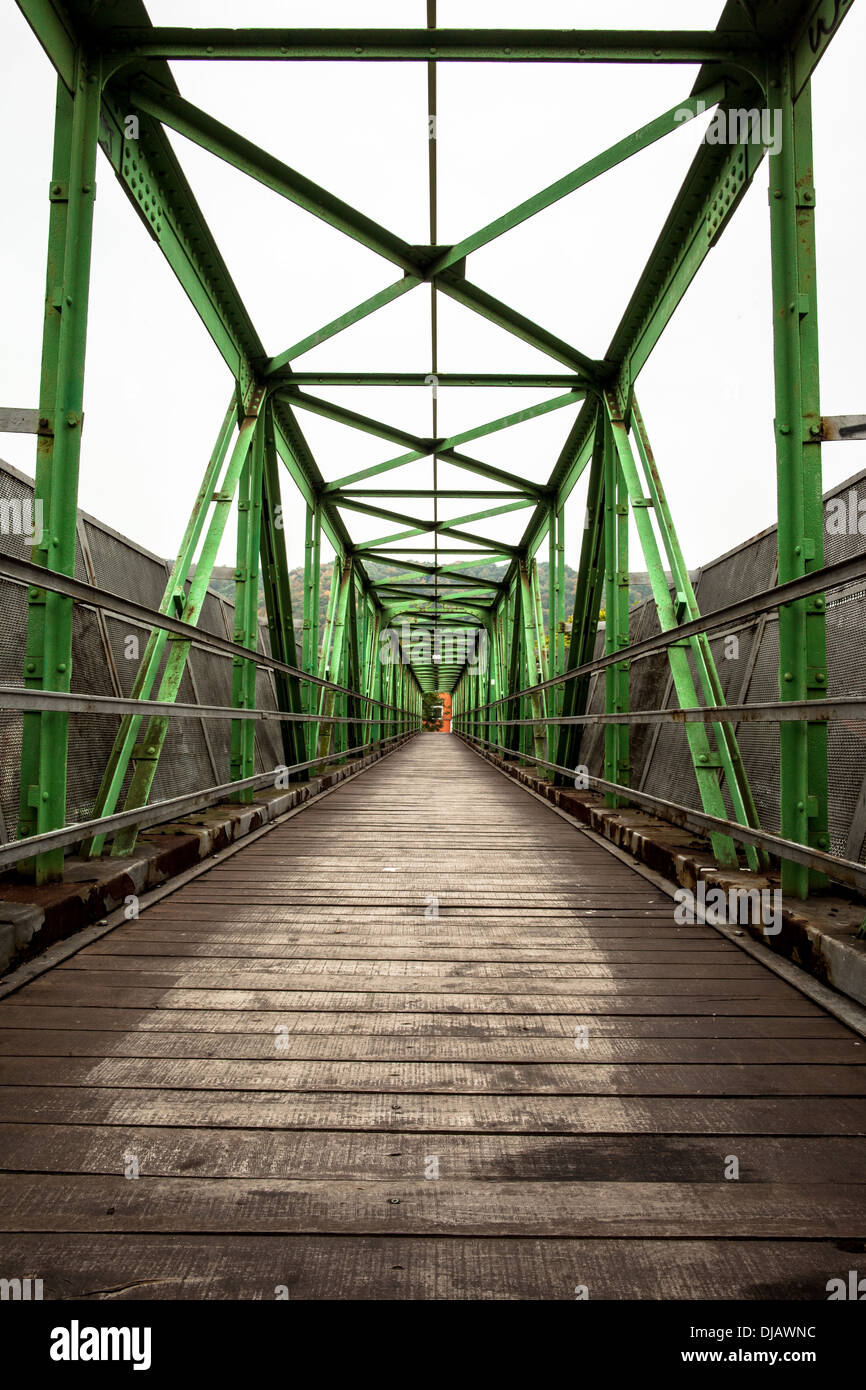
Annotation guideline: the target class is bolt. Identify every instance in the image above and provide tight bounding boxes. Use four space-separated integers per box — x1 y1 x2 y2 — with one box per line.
784 672 793 682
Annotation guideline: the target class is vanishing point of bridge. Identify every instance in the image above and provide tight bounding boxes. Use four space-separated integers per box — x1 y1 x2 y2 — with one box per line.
1 2 865 1301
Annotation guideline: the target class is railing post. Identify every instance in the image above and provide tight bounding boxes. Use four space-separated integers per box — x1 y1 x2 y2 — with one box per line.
109 388 264 854
259 403 307 775
18 62 101 882
769 62 829 897
603 407 630 806
230 415 265 799
555 406 604 779
317 559 352 763
83 397 237 858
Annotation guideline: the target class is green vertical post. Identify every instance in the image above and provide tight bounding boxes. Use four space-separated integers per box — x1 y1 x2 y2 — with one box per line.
345 580 362 752
548 507 559 683
604 391 738 866
531 553 552 759
504 589 523 755
556 505 566 690
518 560 548 772
230 415 266 798
302 502 322 722
317 559 353 762
603 411 630 806
18 63 101 882
259 404 307 775
631 397 764 871
110 391 264 853
556 411 604 779
84 397 237 857
769 65 829 896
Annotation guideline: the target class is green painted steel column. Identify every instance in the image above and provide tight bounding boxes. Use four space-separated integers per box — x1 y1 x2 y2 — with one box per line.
630 396 764 872
555 409 604 779
518 560 548 772
84 397 237 857
18 62 101 882
548 507 559 682
317 559 353 762
259 404 307 775
604 391 738 867
230 415 266 798
769 64 829 897
110 389 265 854
531 553 552 759
602 410 630 806
302 502 322 723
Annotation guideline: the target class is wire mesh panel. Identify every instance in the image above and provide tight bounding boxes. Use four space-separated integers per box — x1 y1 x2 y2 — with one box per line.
697 531 777 616
188 645 234 785
254 623 283 773
83 520 168 613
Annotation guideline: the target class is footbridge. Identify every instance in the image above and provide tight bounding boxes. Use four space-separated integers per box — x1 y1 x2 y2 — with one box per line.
0 0 865 1302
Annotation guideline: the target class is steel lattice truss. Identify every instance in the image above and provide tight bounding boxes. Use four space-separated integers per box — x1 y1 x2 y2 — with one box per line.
7 0 858 897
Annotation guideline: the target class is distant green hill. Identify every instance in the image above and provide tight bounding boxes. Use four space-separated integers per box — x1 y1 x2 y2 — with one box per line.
194 559 684 648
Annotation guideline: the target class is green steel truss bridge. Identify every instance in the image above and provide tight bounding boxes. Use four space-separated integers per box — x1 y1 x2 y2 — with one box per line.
1 0 866 1303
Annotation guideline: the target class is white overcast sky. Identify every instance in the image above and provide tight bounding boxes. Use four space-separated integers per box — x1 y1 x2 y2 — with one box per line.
1 0 864 576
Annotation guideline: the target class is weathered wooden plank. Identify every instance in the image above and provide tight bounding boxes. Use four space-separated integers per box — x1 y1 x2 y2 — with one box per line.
25 972 802 998
9 984 819 1015
0 1029 859 1064
84 939 736 960
0 1233 848 1300
2 1055 864 1096
57 955 768 980
1 1173 863 1238
0 1005 845 1037
3 1124 864 1183
1 1087 863 1134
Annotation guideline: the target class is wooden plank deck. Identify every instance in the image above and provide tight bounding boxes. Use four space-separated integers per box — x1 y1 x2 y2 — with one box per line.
0 733 864 1300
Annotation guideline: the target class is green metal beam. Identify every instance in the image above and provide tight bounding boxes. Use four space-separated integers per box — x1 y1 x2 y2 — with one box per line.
267 373 588 388
769 61 830 894
104 28 759 64
18 58 101 882
432 84 725 273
